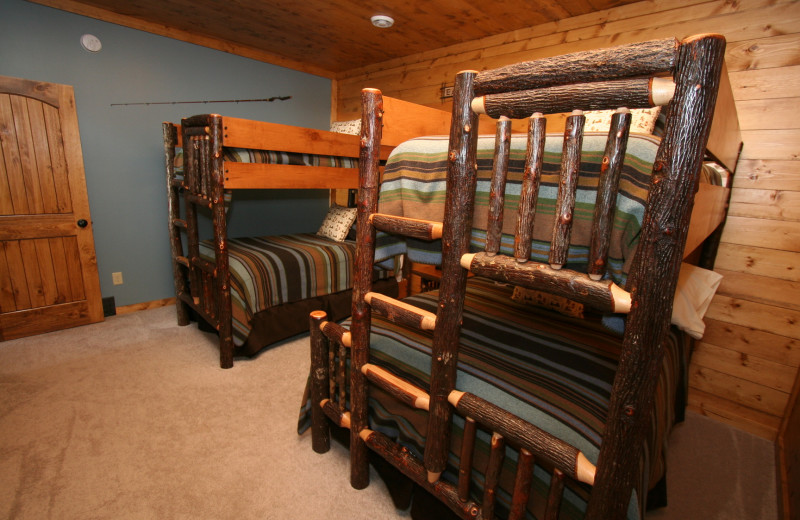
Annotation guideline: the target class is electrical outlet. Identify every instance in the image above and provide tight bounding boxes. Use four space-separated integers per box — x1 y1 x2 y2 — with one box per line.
112 272 124 285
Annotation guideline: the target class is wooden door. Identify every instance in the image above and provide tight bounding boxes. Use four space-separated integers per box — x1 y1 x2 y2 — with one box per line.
0 76 103 341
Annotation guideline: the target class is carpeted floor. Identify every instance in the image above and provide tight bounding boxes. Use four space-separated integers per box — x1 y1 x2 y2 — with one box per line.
0 306 779 519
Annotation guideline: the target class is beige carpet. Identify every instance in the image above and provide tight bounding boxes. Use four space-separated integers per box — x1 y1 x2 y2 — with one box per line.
0 306 779 519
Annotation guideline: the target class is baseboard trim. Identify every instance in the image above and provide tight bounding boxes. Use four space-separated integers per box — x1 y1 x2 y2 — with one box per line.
116 297 176 315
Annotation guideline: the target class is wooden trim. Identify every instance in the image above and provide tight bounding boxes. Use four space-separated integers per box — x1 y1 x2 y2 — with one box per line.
116 297 176 315
223 162 359 190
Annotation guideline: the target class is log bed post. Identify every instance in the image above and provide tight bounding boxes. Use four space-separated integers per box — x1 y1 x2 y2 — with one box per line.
163 122 190 327
207 115 233 369
349 88 384 490
423 70 480 483
585 34 727 519
310 310 331 454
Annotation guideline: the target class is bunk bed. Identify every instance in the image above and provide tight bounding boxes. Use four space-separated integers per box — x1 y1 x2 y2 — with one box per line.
163 97 451 368
303 34 741 519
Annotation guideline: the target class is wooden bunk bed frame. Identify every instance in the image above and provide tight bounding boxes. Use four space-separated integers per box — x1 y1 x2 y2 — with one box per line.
163 97 451 368
307 34 741 519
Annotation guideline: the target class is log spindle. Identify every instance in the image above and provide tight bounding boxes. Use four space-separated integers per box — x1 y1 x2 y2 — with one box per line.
338 341 347 407
458 416 478 502
588 108 632 280
486 116 512 256
549 110 585 270
514 113 546 263
309 310 331 454
482 432 506 520
508 449 535 520
543 469 566 520
328 341 336 404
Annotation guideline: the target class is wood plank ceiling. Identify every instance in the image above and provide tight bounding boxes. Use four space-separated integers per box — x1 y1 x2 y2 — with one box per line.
27 0 643 78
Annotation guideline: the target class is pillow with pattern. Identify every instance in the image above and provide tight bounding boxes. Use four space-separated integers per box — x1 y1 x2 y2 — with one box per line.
317 204 357 242
329 119 361 135
584 107 661 134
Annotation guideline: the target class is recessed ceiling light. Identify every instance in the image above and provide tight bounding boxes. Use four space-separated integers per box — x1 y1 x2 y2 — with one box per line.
371 15 394 28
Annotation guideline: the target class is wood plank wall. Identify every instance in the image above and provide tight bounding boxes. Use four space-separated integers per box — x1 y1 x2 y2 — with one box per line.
333 0 800 440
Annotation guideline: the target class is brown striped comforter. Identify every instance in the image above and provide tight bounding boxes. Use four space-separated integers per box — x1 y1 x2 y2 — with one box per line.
200 233 365 346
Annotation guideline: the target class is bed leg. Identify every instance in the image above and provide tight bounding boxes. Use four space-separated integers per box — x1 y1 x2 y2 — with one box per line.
175 299 190 326
219 334 233 369
310 310 331 453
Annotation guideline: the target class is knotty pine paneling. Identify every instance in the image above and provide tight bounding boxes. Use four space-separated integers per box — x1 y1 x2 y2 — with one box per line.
333 0 800 440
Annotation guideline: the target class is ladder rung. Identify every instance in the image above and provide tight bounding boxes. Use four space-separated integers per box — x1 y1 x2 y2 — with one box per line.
370 213 443 241
318 320 351 347
365 292 437 330
191 256 216 275
185 192 213 209
461 252 631 314
319 399 351 428
362 363 430 411
172 218 187 229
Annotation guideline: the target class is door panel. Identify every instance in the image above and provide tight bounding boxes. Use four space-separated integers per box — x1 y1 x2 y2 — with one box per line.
0 76 103 340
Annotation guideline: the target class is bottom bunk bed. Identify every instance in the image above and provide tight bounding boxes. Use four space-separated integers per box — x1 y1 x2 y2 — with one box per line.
198 231 397 357
300 274 701 518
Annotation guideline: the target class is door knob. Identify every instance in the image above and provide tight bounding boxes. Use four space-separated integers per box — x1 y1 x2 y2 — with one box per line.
77 219 88 228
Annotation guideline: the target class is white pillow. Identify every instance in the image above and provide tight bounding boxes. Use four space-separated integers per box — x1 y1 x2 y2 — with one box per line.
316 204 357 242
671 263 723 339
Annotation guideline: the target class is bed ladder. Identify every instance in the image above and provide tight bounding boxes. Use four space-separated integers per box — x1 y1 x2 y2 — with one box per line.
310 34 727 519
164 115 234 368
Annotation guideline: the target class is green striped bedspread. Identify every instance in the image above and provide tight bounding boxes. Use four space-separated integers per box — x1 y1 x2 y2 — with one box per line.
299 276 688 519
375 133 660 287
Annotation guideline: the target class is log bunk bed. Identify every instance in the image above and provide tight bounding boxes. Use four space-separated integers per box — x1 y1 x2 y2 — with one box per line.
303 34 742 519
163 97 451 368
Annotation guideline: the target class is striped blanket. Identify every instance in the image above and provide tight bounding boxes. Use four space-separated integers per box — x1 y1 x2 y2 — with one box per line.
376 133 661 287
200 233 362 346
222 147 358 168
299 277 688 518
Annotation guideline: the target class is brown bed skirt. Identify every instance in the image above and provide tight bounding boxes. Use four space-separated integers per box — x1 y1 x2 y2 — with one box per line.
234 277 399 358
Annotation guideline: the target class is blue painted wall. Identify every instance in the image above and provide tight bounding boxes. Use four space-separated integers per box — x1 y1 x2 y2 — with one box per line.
1 0 333 307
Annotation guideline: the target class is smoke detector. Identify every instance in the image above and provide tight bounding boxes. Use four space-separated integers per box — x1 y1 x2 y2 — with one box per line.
371 15 394 28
